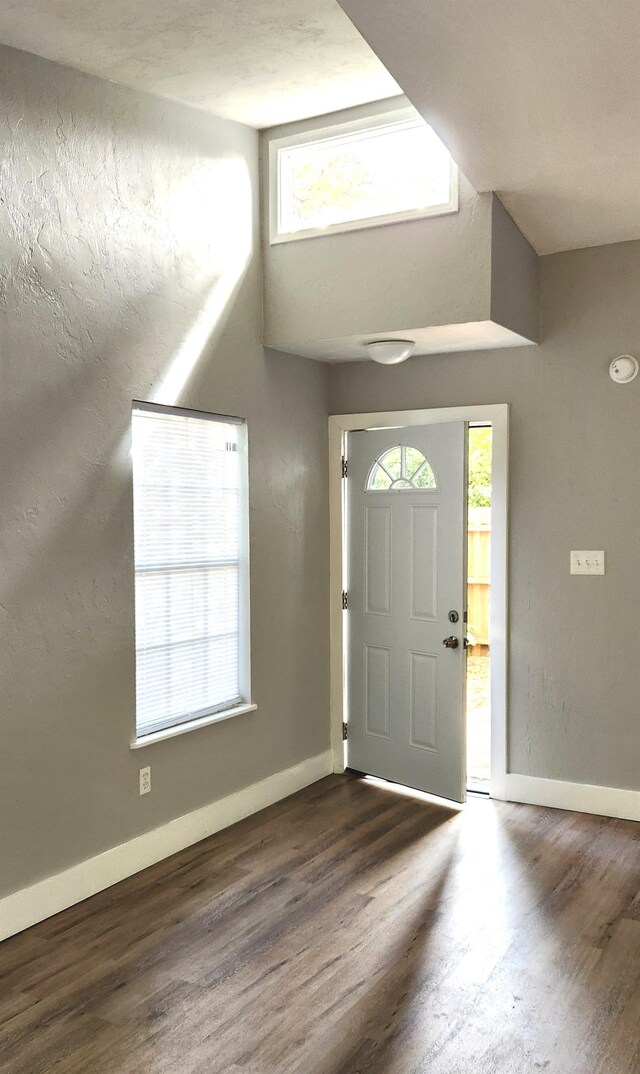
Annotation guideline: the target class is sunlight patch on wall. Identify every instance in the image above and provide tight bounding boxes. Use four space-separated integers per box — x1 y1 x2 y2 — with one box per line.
151 156 253 406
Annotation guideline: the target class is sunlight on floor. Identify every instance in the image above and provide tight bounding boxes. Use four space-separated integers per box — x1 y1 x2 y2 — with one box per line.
363 774 465 812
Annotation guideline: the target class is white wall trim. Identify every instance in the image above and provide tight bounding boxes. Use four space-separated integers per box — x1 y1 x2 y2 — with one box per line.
0 750 333 943
506 773 640 823
329 404 508 801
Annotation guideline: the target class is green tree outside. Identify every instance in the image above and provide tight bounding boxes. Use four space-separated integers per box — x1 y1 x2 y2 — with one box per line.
468 426 492 507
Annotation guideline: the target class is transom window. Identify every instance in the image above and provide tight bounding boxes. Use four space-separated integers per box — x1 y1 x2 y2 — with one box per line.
269 107 458 243
367 446 437 491
132 402 251 739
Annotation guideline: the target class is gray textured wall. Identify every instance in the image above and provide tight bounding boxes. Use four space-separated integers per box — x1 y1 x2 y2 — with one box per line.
265 175 492 347
0 44 330 898
330 240 640 791
263 100 494 350
490 196 539 342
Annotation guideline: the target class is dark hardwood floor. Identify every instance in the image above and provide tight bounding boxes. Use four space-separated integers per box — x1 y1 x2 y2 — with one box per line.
2 773 640 1073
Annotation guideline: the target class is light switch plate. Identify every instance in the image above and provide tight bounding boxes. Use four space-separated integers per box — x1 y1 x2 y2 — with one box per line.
570 550 605 575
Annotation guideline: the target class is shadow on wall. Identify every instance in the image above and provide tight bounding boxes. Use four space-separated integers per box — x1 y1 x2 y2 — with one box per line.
243 350 331 751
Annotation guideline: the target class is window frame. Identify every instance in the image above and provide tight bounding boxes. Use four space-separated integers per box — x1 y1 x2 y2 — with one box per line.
268 105 459 245
131 400 254 746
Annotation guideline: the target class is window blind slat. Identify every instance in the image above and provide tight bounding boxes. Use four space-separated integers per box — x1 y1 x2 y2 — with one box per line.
132 406 245 737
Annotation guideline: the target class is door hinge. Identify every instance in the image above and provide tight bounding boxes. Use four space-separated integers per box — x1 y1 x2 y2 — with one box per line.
342 722 348 740
342 590 349 610
341 456 348 479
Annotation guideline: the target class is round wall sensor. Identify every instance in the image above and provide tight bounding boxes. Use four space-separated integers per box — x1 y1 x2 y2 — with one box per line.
609 355 638 384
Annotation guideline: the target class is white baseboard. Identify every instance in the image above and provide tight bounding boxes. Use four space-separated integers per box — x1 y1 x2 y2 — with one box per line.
0 750 333 943
505 773 640 823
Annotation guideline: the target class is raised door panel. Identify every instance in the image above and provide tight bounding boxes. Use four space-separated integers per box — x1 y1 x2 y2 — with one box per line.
365 644 391 738
364 505 392 616
409 650 438 751
410 505 438 621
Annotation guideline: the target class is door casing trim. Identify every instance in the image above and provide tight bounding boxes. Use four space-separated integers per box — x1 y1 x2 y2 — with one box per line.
329 404 508 801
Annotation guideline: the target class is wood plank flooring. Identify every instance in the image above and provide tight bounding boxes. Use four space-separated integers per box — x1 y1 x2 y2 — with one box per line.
1 773 640 1073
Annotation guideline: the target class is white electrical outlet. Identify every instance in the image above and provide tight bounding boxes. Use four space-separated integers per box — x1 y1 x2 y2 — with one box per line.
570 550 605 575
139 766 151 795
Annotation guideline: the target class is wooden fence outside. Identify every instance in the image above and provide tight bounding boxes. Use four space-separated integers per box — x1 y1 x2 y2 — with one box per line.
467 506 490 647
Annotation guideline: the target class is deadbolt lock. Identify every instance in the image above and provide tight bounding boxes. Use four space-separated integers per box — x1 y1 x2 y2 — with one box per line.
448 610 459 623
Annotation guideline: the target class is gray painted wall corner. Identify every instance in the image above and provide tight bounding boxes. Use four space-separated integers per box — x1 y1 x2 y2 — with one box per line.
490 195 540 343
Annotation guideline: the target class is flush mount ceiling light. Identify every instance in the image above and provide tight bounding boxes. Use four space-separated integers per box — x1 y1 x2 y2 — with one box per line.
365 339 415 365
609 354 638 384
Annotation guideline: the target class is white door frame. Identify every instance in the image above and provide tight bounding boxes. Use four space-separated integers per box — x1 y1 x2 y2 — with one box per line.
329 404 508 801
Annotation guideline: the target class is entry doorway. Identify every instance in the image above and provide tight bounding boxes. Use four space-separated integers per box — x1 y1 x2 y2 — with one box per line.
329 405 508 803
345 422 467 802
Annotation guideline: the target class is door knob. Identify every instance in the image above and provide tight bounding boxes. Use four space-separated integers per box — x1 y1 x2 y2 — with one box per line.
443 635 459 649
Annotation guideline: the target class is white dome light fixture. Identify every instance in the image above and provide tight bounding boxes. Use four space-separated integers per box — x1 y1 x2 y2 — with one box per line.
365 339 415 366
609 354 638 384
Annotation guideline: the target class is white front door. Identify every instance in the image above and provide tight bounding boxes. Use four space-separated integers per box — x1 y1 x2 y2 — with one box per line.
346 423 467 802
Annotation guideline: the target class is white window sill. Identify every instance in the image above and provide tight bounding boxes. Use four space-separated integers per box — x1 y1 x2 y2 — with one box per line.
130 702 257 749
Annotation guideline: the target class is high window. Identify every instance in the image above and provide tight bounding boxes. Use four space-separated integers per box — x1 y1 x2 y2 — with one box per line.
132 402 252 740
269 107 457 243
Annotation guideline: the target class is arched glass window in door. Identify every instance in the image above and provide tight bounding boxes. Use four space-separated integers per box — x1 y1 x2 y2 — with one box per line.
366 446 437 490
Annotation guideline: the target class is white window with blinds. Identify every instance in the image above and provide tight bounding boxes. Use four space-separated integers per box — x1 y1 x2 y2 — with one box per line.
132 402 252 740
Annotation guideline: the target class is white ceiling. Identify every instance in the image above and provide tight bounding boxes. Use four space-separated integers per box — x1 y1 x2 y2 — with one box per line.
0 0 400 130
3 0 638 253
338 0 640 254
